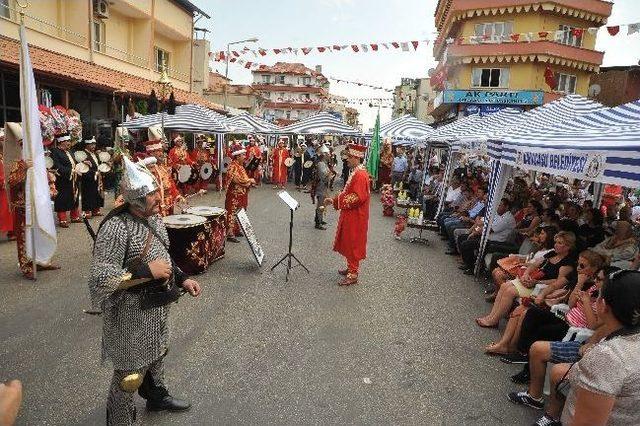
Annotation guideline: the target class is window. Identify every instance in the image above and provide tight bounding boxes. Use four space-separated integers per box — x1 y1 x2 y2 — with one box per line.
155 47 170 72
555 73 577 94
286 111 291 119
557 25 582 47
276 75 285 84
261 74 271 84
0 0 10 19
472 68 510 88
93 20 105 52
302 77 311 85
304 93 311 100
474 21 514 42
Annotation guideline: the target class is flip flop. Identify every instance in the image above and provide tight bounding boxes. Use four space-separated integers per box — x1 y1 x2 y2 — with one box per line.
484 343 510 356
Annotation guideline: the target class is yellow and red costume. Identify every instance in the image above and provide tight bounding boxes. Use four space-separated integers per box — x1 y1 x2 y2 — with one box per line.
271 146 289 187
331 148 370 283
149 161 180 217
8 160 33 277
0 156 13 234
190 146 212 192
225 159 252 237
168 144 195 195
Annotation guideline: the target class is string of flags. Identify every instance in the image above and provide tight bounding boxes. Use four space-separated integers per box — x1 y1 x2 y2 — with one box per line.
329 77 395 92
210 22 640 61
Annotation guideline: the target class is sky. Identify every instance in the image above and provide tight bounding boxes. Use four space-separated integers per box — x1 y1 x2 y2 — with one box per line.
192 0 640 130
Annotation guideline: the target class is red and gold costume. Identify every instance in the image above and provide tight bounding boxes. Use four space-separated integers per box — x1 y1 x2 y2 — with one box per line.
245 144 262 184
190 146 212 192
225 159 252 237
331 155 370 283
0 156 14 233
378 142 393 186
168 144 195 195
149 161 180 217
271 146 289 187
8 160 32 277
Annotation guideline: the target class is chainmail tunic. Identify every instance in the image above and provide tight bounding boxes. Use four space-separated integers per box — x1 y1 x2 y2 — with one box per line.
88 212 176 370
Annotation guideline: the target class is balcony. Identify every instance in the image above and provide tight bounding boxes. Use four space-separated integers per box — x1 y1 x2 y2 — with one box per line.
252 84 326 94
446 40 604 68
264 101 323 111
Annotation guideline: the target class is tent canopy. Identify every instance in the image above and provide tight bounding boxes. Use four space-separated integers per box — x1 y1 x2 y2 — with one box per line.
227 112 280 134
120 104 230 133
428 113 484 143
279 112 360 135
378 115 434 142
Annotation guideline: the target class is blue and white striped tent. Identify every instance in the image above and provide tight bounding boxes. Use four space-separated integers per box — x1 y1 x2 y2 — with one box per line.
121 104 230 133
378 115 434 144
280 112 360 135
428 113 485 143
452 108 524 156
227 113 280 134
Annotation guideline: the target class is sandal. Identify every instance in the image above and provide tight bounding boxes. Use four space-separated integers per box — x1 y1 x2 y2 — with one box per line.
475 317 498 329
484 343 510 356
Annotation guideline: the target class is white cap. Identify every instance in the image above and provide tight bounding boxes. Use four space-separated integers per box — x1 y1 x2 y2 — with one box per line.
84 136 96 144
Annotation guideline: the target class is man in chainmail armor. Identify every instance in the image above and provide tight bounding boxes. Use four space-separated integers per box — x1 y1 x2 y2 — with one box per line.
313 145 332 230
88 156 201 425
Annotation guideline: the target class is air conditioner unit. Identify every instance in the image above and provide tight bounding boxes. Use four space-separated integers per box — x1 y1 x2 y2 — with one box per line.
94 0 110 19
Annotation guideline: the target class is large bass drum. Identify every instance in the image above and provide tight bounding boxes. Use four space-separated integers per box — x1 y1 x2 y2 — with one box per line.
184 206 227 263
162 214 209 274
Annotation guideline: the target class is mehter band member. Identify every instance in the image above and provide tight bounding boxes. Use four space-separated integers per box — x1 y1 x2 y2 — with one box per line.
50 133 80 227
80 137 104 218
324 144 370 286
313 145 331 230
271 137 289 189
144 140 182 217
89 156 201 425
225 148 255 243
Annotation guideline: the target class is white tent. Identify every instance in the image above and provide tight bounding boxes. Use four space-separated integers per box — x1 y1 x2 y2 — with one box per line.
280 112 360 135
378 115 434 144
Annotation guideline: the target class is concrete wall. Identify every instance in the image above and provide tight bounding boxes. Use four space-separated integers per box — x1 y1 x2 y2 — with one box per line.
591 69 640 107
154 0 191 39
192 38 210 95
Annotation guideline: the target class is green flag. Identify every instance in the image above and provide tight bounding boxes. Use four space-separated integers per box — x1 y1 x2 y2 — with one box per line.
366 112 380 181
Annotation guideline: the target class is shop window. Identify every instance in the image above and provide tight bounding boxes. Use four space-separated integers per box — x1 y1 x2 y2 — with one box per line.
474 21 514 42
261 74 271 84
555 73 577 94
557 25 582 47
155 47 170 72
472 68 510 88
93 20 105 52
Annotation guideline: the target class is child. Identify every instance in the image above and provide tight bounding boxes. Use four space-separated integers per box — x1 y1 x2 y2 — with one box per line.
394 215 407 240
381 184 395 217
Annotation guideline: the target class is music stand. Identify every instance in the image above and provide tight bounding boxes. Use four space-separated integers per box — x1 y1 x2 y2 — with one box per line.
271 191 309 282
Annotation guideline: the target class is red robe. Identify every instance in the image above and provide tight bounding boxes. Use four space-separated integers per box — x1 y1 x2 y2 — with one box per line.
271 147 289 186
190 148 212 191
168 145 195 195
8 160 32 276
245 145 262 183
0 157 13 232
225 160 252 236
332 165 370 261
149 163 180 216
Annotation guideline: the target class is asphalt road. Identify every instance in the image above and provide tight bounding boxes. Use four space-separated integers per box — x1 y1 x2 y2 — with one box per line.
0 180 538 425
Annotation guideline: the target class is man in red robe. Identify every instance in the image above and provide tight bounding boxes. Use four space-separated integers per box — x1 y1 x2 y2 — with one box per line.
271 138 289 189
190 137 212 192
225 148 255 243
245 135 263 185
145 140 182 216
324 144 370 286
168 135 195 195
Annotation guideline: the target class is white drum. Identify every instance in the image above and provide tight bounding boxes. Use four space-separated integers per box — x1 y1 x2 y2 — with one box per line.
303 160 313 169
177 164 193 183
44 156 54 169
221 156 232 173
98 163 111 173
184 206 225 217
200 162 213 180
284 157 295 167
98 151 111 163
74 150 87 162
162 213 206 228
75 162 89 174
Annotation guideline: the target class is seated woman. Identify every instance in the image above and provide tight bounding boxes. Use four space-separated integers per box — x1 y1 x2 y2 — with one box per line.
476 231 576 328
486 226 558 303
516 200 544 238
593 220 638 269
577 208 606 249
531 269 640 426
485 250 605 357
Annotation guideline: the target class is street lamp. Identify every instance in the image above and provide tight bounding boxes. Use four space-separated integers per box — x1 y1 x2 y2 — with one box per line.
224 37 258 111
157 61 173 141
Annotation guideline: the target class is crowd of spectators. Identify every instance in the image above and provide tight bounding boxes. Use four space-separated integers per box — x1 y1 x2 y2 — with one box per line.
396 149 640 425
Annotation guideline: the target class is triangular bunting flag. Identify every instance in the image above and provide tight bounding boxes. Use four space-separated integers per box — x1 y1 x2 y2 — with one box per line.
333 45 341 50
351 45 359 52
318 47 326 52
229 57 237 63
302 47 312 55
232 51 240 57
273 49 281 54
510 33 520 42
361 44 369 52
538 31 549 39
391 42 400 48
571 28 584 38
382 43 389 49
628 23 640 35
258 49 267 56
400 42 410 51
370 44 378 51
411 41 419 50
607 25 620 36
244 62 253 69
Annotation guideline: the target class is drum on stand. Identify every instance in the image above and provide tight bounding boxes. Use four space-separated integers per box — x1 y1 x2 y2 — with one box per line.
200 162 213 180
183 206 227 263
177 165 193 184
162 214 209 274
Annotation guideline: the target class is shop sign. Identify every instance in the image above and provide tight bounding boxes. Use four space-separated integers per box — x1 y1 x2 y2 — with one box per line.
444 90 544 105
515 150 605 180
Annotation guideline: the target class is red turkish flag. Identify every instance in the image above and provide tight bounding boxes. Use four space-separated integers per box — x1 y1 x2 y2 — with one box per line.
318 47 326 52
351 45 359 52
244 62 253 69
273 49 281 54
232 51 239 57
538 31 549 39
391 42 399 48
607 26 620 36
333 45 342 50
218 51 225 61
572 28 584 38
411 41 419 50
258 49 267 56
302 47 312 55
544 65 557 90
510 33 520 42
230 57 237 63
370 44 378 51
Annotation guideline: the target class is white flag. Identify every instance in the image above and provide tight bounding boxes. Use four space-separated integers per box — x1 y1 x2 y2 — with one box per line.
361 44 368 52
400 42 410 51
18 24 57 265
628 23 640 35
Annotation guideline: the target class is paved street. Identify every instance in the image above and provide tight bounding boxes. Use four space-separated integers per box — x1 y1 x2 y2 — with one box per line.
1 183 537 425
